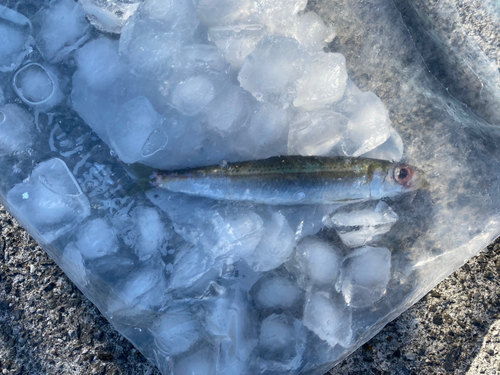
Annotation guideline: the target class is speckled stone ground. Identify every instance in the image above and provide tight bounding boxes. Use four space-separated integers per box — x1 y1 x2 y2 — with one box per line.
1 201 500 374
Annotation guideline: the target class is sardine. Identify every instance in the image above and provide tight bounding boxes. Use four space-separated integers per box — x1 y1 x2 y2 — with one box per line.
151 156 426 205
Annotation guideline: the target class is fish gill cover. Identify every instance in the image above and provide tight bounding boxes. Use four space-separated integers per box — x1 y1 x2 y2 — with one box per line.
0 0 499 374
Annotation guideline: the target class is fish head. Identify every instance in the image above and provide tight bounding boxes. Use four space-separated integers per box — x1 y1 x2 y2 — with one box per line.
371 163 427 199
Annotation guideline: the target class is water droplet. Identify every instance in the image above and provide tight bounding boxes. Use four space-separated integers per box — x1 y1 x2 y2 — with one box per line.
22 192 29 200
0 111 5 124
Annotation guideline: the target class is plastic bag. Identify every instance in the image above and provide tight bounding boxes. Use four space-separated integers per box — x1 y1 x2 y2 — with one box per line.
0 0 499 374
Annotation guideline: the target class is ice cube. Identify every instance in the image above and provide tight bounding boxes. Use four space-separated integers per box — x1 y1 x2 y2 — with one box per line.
291 236 342 287
232 102 289 159
62 242 87 286
13 63 62 111
78 0 141 34
0 5 33 72
32 0 91 63
338 246 391 308
154 311 201 356
211 208 264 259
169 243 215 290
74 218 118 260
288 12 335 50
208 24 267 71
288 109 348 156
258 314 306 371
324 201 399 248
244 211 295 272
252 275 302 309
89 254 135 283
106 96 167 164
255 0 308 28
74 38 125 90
203 290 258 369
118 260 168 310
203 84 249 132
294 52 348 110
336 91 392 157
129 206 171 261
303 292 352 348
141 0 198 26
173 347 217 375
238 35 311 109
6 158 91 242
171 76 216 116
197 0 254 27
0 104 36 156
360 126 404 162
119 0 198 79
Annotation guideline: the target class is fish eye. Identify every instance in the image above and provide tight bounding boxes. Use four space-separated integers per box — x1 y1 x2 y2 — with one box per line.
394 165 413 185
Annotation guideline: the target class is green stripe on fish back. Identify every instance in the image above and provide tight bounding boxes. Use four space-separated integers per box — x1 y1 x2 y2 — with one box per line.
161 156 393 179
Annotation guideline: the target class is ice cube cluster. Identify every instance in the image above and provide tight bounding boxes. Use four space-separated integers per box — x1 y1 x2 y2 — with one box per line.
0 0 410 374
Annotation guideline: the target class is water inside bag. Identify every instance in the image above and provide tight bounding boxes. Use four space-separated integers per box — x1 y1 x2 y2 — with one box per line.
0 0 499 374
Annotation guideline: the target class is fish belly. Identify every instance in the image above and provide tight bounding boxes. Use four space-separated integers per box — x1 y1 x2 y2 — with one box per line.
158 176 373 205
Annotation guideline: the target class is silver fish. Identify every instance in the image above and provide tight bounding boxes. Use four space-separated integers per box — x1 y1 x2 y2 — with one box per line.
151 156 426 205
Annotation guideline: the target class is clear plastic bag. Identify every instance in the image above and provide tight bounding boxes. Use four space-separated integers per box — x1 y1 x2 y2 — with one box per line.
0 0 499 374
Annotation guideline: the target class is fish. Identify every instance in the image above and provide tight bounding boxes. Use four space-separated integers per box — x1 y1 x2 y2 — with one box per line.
151 155 426 205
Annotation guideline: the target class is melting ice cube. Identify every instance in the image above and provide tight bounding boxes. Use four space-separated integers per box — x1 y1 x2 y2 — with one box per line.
336 91 392 157
6 158 90 242
303 292 352 348
203 290 258 371
118 260 168 311
294 52 348 110
203 84 249 132
361 126 404 162
0 5 33 72
197 0 254 27
74 218 118 260
13 63 62 111
258 314 306 371
252 274 303 309
107 96 167 164
62 242 87 286
244 211 296 272
154 311 201 356
238 35 311 109
338 246 392 308
288 12 335 50
208 24 267 71
169 243 215 290
232 102 289 159
78 0 142 34
129 206 171 261
0 104 36 156
171 76 216 116
119 0 198 79
74 38 125 89
172 347 217 375
290 236 343 288
288 109 348 156
32 0 90 63
324 201 399 248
